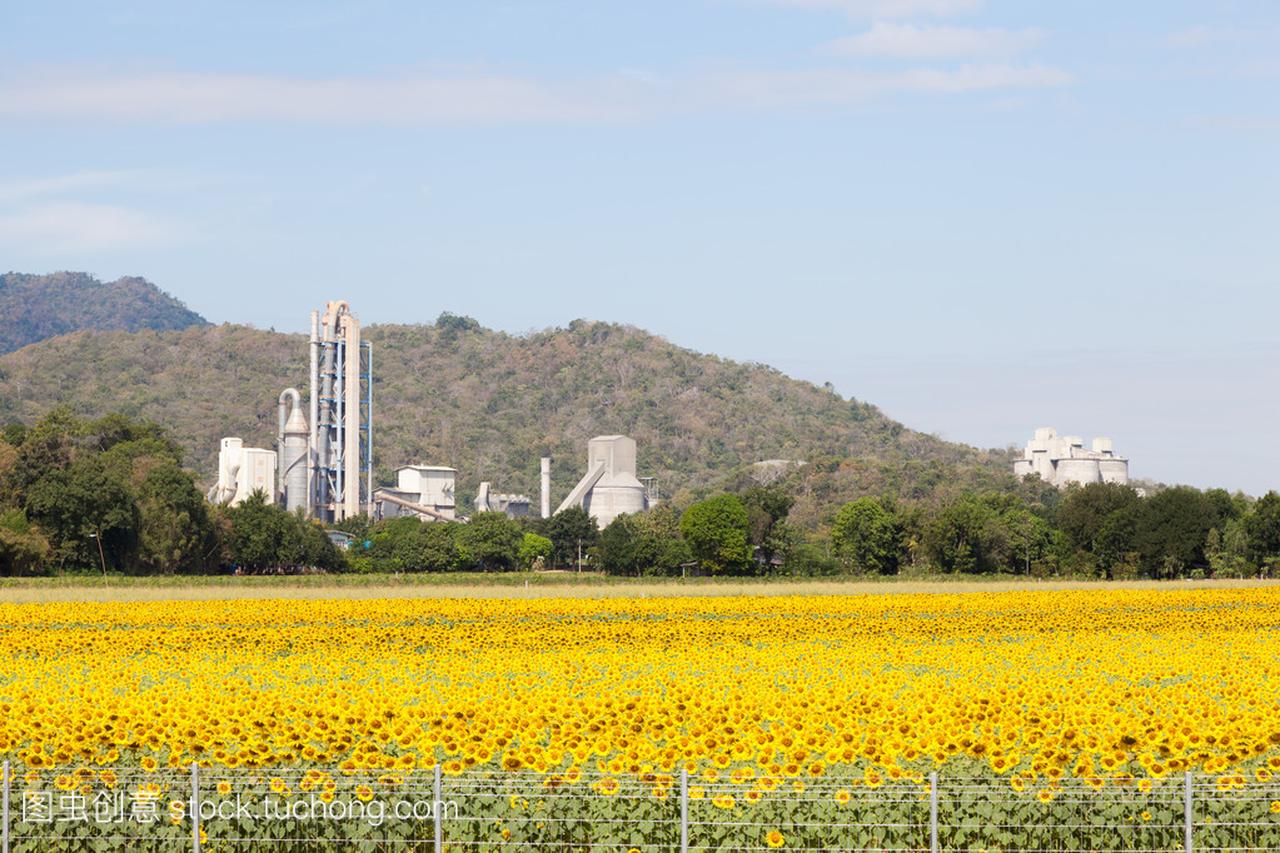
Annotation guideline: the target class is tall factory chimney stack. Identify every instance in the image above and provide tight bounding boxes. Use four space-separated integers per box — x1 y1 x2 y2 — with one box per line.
540 457 552 519
308 311 320 512
309 301 372 521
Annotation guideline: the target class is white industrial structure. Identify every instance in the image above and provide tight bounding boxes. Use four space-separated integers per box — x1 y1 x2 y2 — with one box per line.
540 457 552 519
372 465 459 522
212 300 373 520
277 388 309 514
309 300 372 521
209 438 276 506
556 435 653 528
475 482 531 518
1013 427 1130 489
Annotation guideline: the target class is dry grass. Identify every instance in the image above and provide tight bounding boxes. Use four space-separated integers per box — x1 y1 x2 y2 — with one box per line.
0 576 1275 604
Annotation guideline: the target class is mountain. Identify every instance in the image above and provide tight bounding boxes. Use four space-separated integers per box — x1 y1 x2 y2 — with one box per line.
0 313 1014 513
0 272 207 354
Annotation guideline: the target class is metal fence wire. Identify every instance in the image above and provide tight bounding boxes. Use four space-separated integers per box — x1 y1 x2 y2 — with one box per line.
1 762 1278 852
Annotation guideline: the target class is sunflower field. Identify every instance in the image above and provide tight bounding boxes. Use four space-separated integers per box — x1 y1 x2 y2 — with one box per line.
2 587 1280 850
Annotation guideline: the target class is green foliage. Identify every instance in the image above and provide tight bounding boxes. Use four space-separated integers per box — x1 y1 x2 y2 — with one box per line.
1131 486 1219 577
367 516 464 572
25 455 140 571
831 497 900 574
224 492 341 572
599 504 695 576
518 532 553 569
1057 483 1141 554
546 507 599 569
0 271 205 355
742 485 795 569
680 494 752 574
598 514 647 576
135 461 218 573
0 508 50 576
920 492 1055 575
458 512 523 571
1245 491 1280 564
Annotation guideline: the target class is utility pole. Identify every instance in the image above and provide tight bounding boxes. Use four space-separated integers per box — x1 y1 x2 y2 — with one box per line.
88 530 107 576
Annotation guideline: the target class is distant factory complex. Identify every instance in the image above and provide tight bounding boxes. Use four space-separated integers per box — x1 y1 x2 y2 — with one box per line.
212 300 657 528
212 301 1129 521
1013 427 1130 489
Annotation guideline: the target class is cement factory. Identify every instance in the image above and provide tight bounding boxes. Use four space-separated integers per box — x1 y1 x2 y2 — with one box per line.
211 300 657 528
1013 426 1130 489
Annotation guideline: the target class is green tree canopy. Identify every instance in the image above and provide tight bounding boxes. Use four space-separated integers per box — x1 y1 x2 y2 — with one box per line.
546 506 599 569
458 512 522 571
830 497 900 574
680 494 751 575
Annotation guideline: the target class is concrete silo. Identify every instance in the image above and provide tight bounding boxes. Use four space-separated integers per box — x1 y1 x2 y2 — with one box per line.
277 388 309 514
556 435 650 528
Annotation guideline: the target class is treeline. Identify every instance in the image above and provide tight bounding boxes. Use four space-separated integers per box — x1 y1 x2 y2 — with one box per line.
3 411 1278 579
0 410 341 575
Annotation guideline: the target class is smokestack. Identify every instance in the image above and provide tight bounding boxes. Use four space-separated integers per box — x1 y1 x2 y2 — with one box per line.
540 457 551 519
308 310 319 517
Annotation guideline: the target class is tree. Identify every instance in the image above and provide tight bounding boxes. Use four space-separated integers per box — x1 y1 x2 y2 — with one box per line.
135 461 217 573
25 455 139 572
518 532 553 570
546 507 599 569
1001 506 1054 575
458 512 522 571
0 509 50 576
598 514 647 576
680 494 752 575
634 505 692 576
1057 483 1141 554
224 492 341 572
3 408 78 504
1245 492 1280 568
830 498 899 574
1130 487 1219 577
368 517 463 572
742 485 795 569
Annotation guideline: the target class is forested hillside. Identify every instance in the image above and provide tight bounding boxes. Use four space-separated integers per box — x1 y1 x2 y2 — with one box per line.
0 314 1011 509
0 272 207 354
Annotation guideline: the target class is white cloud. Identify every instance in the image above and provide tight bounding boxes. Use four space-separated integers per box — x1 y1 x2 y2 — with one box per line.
703 64 1070 106
762 0 983 19
0 170 146 203
0 72 635 125
825 22 1044 59
0 202 183 252
0 65 1069 126
1165 25 1254 48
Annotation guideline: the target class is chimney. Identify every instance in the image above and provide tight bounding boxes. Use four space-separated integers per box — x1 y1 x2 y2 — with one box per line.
540 457 552 519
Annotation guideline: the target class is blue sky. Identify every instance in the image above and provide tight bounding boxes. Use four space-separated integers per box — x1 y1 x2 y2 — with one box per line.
1 1 1277 493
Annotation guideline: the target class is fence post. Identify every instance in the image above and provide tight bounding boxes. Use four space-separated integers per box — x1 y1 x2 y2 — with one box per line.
191 762 201 853
679 768 688 853
433 763 443 853
3 759 10 853
1184 771 1193 853
929 771 939 853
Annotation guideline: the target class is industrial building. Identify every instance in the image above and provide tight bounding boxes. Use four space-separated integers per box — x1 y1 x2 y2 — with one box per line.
209 438 276 506
211 300 373 520
209 303 663 532
475 482 531 518
1013 427 1130 489
556 435 656 528
372 465 459 522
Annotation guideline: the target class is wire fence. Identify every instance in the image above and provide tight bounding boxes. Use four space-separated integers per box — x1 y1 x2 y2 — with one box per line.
2 762 1278 852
